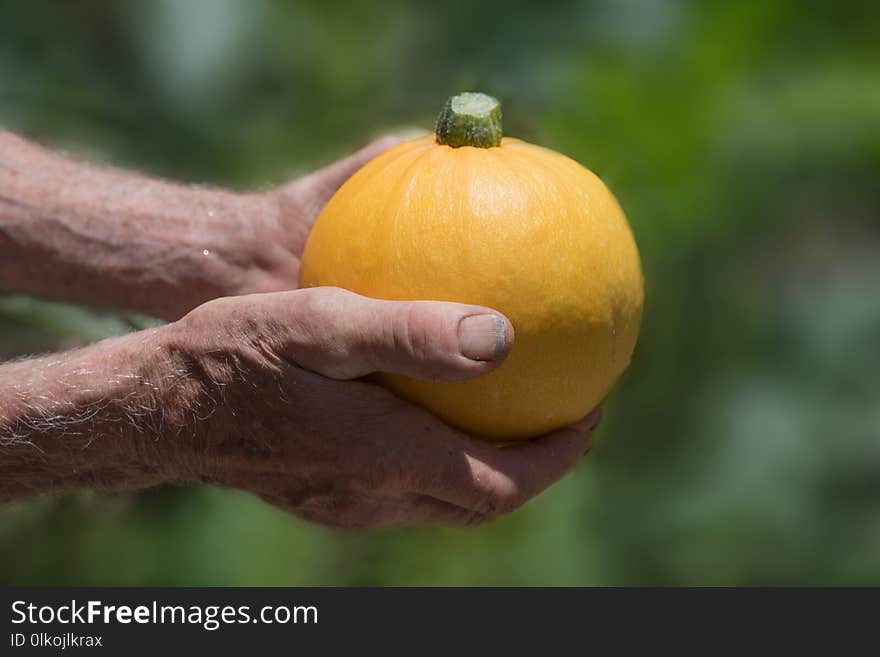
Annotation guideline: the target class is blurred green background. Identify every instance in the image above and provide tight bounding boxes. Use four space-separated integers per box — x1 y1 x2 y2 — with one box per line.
2 0 879 585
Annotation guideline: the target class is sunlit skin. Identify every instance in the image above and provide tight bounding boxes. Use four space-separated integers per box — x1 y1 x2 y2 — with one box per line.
0 131 599 529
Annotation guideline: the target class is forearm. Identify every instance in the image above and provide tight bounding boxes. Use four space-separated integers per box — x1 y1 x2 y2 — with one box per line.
0 327 194 500
0 130 279 320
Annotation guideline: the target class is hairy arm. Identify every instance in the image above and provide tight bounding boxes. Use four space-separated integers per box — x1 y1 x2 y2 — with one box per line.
0 328 180 500
0 131 399 321
0 288 598 529
0 132 597 529
0 130 288 320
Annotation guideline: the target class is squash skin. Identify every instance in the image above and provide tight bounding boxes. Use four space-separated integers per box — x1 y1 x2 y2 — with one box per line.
299 135 644 440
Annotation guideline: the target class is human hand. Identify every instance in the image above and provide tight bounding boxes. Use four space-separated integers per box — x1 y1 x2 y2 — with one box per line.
160 286 600 530
235 137 404 297
0 131 404 319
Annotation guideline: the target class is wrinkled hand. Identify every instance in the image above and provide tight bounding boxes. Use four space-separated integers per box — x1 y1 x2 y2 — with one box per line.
242 137 404 295
164 287 600 530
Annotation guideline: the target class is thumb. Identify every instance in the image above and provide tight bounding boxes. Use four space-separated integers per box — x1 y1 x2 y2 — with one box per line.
282 287 514 381
296 136 404 212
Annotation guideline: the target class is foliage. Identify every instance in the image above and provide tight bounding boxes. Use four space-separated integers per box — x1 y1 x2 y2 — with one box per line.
1 0 878 585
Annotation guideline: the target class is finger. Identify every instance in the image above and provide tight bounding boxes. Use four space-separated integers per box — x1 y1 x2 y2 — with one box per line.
300 136 404 210
257 488 481 530
570 406 602 434
257 491 377 530
226 473 384 531
210 461 475 530
409 415 596 518
395 494 489 528
275 287 514 382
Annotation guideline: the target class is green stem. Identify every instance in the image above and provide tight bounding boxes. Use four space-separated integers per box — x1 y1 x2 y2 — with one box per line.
435 92 502 148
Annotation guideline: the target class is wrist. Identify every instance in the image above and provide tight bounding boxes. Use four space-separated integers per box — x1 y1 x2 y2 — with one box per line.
133 320 226 484
0 328 179 499
131 190 285 320
150 309 265 483
216 191 297 298
0 132 291 320
157 298 310 484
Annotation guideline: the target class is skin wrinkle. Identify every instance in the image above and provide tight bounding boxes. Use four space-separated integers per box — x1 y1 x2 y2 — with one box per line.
0 131 281 321
0 284 595 528
0 131 598 529
4 211 224 295
0 192 34 211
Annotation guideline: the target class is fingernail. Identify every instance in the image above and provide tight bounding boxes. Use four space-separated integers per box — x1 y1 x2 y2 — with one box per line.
458 314 510 361
571 407 602 433
571 418 592 433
